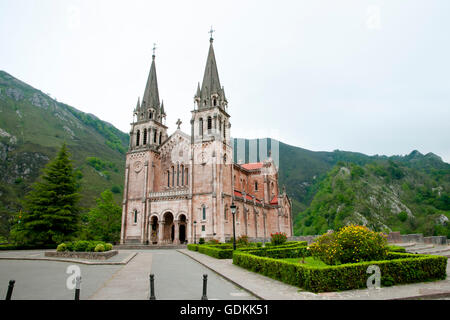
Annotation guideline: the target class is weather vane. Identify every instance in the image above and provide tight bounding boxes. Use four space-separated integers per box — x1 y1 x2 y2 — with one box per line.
209 26 215 40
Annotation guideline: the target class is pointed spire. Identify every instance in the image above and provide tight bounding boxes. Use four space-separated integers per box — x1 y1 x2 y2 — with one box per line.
142 51 160 111
135 97 141 112
195 82 201 99
199 37 222 105
160 100 165 115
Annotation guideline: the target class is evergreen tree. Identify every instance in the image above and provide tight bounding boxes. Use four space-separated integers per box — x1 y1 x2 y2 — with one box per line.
11 143 81 245
82 190 121 243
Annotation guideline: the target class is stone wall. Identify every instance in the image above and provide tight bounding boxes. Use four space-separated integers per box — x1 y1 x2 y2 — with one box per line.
387 231 448 245
45 250 118 260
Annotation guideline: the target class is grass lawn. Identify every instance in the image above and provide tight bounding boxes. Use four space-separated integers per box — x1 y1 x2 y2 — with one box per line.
281 256 329 268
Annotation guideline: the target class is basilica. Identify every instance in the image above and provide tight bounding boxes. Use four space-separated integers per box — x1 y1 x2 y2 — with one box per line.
120 35 292 244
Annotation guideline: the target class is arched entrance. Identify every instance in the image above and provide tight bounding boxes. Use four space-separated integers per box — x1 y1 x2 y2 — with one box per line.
150 216 158 244
179 214 187 243
163 212 174 244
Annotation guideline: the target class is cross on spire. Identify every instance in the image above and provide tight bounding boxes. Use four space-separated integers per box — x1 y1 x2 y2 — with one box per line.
176 118 182 129
209 26 215 41
152 43 157 59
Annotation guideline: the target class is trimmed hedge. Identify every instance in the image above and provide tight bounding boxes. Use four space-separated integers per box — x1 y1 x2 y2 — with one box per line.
244 246 310 259
387 245 406 253
188 241 310 260
233 251 447 293
264 241 307 248
187 244 199 251
198 245 233 259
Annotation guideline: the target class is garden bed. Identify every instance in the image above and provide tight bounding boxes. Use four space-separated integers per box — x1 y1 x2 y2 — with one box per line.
232 248 448 293
45 250 118 260
187 241 308 259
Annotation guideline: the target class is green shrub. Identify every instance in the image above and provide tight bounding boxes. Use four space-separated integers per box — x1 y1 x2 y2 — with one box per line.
233 251 447 293
73 240 90 252
199 238 205 244
187 244 199 251
197 245 233 259
387 245 406 253
94 244 105 252
207 239 220 245
270 232 287 246
310 225 388 265
237 235 249 246
398 211 408 222
104 243 113 251
56 243 67 252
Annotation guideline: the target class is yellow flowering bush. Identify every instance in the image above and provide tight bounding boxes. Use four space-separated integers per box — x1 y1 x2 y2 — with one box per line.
310 225 388 265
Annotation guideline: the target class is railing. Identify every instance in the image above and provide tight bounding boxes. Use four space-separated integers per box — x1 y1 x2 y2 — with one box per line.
149 189 189 199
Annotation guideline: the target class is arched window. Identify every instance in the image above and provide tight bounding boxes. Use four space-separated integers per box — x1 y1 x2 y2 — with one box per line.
172 166 175 186
159 132 162 144
167 170 170 187
207 117 212 133
134 210 138 223
143 128 147 145
177 163 180 186
202 206 206 220
255 181 258 191
223 121 226 139
136 130 140 146
149 111 153 119
213 98 217 106
199 118 203 136
181 164 184 186
185 167 189 185
153 129 157 143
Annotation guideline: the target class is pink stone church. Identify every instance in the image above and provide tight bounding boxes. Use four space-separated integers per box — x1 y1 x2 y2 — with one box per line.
120 36 293 245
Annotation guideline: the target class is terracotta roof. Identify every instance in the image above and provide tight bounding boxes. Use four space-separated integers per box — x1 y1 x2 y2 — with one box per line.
270 195 278 205
234 190 261 203
240 162 264 170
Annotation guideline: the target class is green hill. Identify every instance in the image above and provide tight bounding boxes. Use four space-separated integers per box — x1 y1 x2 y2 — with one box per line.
0 70 128 238
293 157 450 237
1 69 448 240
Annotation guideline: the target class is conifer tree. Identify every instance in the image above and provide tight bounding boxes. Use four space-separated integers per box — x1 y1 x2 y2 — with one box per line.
11 143 81 245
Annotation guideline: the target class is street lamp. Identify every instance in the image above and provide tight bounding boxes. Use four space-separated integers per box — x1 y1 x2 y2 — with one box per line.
230 202 237 250
194 220 197 244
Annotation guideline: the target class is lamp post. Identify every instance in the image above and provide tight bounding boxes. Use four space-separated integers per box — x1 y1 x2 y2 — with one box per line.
230 202 237 250
194 220 197 244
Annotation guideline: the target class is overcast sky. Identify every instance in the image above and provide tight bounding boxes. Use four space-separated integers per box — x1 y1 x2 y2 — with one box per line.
1 0 449 162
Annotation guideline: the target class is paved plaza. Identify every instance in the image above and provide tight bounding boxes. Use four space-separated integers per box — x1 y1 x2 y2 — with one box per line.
1 248 449 300
0 249 255 300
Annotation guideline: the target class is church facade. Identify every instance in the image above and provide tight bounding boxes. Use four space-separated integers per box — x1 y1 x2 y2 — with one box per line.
120 36 292 245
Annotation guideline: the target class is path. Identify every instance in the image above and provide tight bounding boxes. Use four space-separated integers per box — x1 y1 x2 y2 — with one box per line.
89 250 256 300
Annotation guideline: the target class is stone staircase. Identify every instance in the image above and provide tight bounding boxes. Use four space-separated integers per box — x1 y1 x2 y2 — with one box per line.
114 244 187 250
394 242 450 258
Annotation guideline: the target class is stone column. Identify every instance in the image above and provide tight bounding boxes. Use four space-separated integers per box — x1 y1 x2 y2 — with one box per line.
174 220 179 244
158 221 164 244
186 218 191 244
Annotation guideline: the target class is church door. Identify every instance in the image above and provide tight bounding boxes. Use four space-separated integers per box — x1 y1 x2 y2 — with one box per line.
179 225 186 243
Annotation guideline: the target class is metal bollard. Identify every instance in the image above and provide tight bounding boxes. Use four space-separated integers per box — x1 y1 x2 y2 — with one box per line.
149 274 156 300
201 274 208 300
74 276 81 300
5 280 15 300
